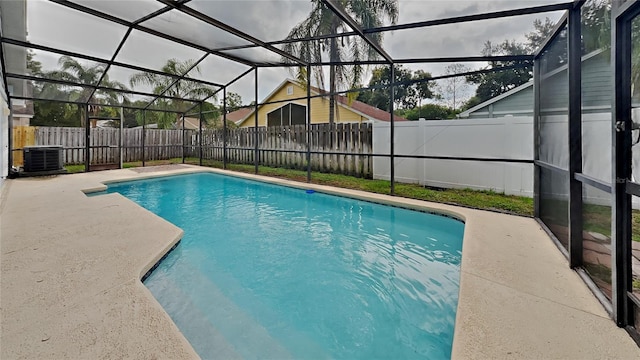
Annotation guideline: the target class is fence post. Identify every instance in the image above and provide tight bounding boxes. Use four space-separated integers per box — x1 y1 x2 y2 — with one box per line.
307 64 312 182
84 104 90 172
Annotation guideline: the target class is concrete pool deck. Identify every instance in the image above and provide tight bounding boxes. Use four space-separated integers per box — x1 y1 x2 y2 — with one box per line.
1 165 638 359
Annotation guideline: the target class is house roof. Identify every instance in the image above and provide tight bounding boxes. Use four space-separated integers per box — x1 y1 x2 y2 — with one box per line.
458 81 533 118
225 108 252 124
175 117 200 130
459 49 605 118
236 79 407 126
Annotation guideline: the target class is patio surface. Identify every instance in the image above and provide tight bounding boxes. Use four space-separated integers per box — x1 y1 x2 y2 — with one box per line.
1 165 638 359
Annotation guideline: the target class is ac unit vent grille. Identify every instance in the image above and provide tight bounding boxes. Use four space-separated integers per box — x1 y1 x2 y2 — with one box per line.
23 146 64 172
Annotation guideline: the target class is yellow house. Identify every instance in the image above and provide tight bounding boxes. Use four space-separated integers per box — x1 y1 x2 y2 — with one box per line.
234 79 405 128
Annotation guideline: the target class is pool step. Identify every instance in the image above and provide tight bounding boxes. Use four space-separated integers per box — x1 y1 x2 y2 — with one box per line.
153 277 243 360
163 262 295 360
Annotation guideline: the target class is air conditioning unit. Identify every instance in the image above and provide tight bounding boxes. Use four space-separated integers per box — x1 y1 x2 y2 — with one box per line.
23 146 64 172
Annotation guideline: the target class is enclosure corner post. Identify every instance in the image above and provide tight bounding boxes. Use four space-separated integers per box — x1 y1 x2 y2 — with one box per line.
141 110 146 167
307 64 312 183
7 97 13 175
533 57 541 218
199 102 203 167
567 5 583 268
181 113 185 164
223 86 228 169
119 107 124 169
254 67 259 175
84 104 90 172
389 63 395 196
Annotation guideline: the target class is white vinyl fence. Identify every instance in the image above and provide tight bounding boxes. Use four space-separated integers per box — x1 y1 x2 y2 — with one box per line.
373 114 621 202
373 117 535 197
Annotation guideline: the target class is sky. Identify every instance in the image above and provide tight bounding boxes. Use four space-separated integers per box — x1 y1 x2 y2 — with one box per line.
21 0 567 107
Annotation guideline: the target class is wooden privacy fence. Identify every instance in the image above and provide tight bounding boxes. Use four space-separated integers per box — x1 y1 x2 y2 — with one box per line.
21 123 373 176
11 126 37 166
200 123 373 177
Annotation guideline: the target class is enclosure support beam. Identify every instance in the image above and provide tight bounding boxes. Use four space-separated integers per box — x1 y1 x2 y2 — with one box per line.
142 110 146 167
254 67 259 175
50 0 255 68
7 101 13 175
611 2 637 328
390 64 395 196
119 107 124 169
223 87 228 170
199 102 203 166
181 114 186 164
84 104 90 172
321 0 393 63
533 57 541 218
567 6 583 268
306 64 312 183
86 28 133 104
144 53 211 110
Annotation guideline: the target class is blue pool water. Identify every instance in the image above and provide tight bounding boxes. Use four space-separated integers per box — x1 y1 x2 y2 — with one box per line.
104 173 464 359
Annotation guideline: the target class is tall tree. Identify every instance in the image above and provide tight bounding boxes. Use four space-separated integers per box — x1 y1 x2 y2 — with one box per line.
283 0 398 125
130 58 217 129
31 55 127 126
466 40 532 102
438 64 471 111
225 92 243 112
357 65 437 111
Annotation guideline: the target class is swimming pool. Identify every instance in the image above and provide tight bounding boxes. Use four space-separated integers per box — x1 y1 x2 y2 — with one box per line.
104 172 464 359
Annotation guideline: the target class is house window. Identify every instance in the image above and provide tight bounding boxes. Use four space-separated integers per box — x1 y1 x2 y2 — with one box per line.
286 85 294 95
267 103 306 127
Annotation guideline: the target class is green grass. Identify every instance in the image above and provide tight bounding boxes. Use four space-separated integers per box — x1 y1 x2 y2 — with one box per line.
197 159 534 216
63 159 640 233
66 158 535 216
64 164 85 173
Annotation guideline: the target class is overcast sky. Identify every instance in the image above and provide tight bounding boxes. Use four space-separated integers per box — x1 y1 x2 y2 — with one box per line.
23 0 566 106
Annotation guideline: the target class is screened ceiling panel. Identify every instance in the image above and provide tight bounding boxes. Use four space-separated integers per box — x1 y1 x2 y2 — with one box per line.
276 36 380 64
169 78 220 101
378 0 570 30
3 44 107 86
220 47 286 66
184 54 251 85
186 0 315 43
114 29 206 73
22 77 95 103
100 65 175 94
25 0 128 60
69 0 167 23
141 8 254 49
385 12 565 59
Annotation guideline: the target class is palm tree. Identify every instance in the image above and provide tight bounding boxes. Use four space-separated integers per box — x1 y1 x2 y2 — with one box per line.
283 0 398 125
46 56 128 126
129 59 217 129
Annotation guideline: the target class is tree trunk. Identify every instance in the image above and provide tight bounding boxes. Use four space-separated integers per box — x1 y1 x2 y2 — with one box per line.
329 36 337 127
